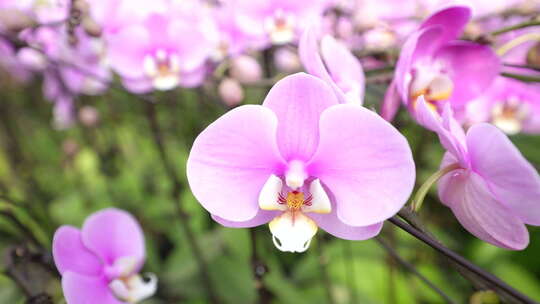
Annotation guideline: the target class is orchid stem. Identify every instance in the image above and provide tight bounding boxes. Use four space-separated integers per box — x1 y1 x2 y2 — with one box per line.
317 235 336 304
375 237 457 304
491 19 540 36
410 163 460 212
144 101 221 304
496 32 540 56
249 228 273 303
501 72 540 83
388 216 535 304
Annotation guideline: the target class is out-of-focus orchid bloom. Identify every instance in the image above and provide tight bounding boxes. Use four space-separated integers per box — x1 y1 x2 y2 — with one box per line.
229 55 262 85
211 4 257 61
465 77 540 135
0 39 33 82
416 97 540 250
232 0 331 46
0 0 69 25
382 5 500 121
107 11 216 93
299 27 365 105
187 73 415 252
274 47 301 73
53 208 157 304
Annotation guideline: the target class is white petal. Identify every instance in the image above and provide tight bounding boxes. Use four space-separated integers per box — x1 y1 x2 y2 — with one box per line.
258 174 286 211
269 211 317 253
153 74 180 91
143 55 157 77
109 273 158 303
427 74 453 101
302 179 331 214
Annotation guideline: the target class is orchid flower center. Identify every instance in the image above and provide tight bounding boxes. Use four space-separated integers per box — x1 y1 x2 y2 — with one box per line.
105 256 157 303
264 9 295 45
143 49 181 91
410 65 454 110
491 98 529 135
258 161 331 253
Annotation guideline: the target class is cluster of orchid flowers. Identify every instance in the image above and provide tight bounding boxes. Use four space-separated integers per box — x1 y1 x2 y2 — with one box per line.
1 0 533 303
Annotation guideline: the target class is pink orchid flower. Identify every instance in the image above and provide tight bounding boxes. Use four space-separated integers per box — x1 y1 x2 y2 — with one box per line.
53 208 157 303
299 26 365 105
382 5 500 121
107 11 216 93
416 97 540 250
187 73 415 252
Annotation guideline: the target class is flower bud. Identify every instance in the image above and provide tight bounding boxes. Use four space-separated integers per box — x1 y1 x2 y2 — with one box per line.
78 105 100 127
527 42 540 67
274 48 301 73
82 16 102 37
229 55 262 84
218 78 244 107
0 9 36 33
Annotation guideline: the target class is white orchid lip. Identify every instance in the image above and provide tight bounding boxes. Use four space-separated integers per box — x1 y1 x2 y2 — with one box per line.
259 175 331 253
109 273 158 303
143 49 181 91
264 9 295 45
491 99 529 135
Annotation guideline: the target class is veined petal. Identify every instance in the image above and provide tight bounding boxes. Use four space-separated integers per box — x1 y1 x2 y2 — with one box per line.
187 105 286 221
439 170 529 250
262 73 338 162
381 81 401 122
302 179 331 214
53 226 103 276
308 104 415 227
81 208 145 268
259 174 287 211
269 211 317 253
467 123 540 225
62 272 123 304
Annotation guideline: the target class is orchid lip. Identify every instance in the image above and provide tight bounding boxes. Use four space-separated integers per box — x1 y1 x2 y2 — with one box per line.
143 50 181 90
109 273 158 303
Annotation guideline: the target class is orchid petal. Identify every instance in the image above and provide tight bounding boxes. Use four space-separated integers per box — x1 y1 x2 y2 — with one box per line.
259 174 287 211
269 211 317 253
308 104 415 226
62 272 123 304
212 210 280 228
53 226 103 276
420 5 471 45
187 105 285 222
381 81 401 122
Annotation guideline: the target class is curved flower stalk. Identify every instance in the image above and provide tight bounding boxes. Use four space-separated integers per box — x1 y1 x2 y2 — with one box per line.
187 73 415 252
53 208 157 303
299 26 365 105
382 5 500 121
416 97 540 250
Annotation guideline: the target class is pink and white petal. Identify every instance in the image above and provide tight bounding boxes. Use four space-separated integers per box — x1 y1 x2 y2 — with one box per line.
53 226 103 276
307 104 415 227
439 170 529 250
62 272 123 304
310 208 383 240
179 67 207 88
434 41 500 108
299 26 333 84
187 105 286 222
437 152 461 208
106 25 149 79
395 26 442 103
420 5 471 45
467 123 540 225
212 210 280 228
262 73 338 162
81 208 145 267
381 81 401 122
320 35 365 104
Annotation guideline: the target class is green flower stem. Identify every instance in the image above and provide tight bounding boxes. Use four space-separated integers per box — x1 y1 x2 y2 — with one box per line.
411 163 460 212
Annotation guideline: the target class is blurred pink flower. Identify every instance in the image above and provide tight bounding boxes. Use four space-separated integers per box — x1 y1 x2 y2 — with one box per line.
416 97 540 250
53 208 157 304
382 5 500 121
299 27 365 105
187 73 415 252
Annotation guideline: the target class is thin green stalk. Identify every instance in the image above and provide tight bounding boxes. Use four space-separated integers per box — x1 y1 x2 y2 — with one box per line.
411 163 460 212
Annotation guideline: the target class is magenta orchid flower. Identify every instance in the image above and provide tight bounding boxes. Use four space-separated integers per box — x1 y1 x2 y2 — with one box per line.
187 73 415 252
382 5 500 121
107 11 216 93
299 26 365 105
466 77 540 135
416 97 540 250
53 208 157 303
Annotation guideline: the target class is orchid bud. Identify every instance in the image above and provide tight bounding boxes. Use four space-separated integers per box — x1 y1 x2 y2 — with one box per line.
82 16 102 37
16 48 48 71
274 48 301 73
73 0 90 14
78 105 100 127
527 42 540 67
218 78 244 107
229 55 262 84
0 9 36 33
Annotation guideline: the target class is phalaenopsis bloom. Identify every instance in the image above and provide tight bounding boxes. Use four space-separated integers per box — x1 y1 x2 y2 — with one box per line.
382 5 500 121
416 97 540 250
53 208 157 303
187 73 415 252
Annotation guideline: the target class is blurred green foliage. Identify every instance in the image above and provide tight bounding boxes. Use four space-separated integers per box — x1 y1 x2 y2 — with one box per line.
0 80 539 304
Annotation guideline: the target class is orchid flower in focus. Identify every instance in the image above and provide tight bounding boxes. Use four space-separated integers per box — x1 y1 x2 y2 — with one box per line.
53 208 157 303
187 73 415 252
416 97 540 250
382 5 500 122
299 26 365 105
